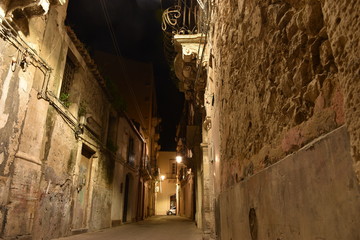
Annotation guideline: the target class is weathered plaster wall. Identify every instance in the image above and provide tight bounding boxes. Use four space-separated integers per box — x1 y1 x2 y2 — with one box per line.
89 155 112 231
28 4 114 238
179 175 194 219
111 161 124 223
31 107 75 240
0 6 55 239
0 2 121 239
110 116 144 224
116 117 143 169
218 127 360 240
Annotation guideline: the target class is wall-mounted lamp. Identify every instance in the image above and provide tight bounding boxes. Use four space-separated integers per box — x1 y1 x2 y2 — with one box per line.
176 155 182 163
160 175 165 181
79 115 86 126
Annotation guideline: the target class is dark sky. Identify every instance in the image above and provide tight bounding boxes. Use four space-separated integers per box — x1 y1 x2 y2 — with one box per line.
66 0 184 150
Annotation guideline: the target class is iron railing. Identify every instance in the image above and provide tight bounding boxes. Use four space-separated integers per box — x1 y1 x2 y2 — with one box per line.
162 0 210 82
162 0 199 35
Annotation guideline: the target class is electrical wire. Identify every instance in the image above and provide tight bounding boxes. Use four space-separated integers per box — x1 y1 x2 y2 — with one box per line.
99 0 147 133
0 16 109 152
0 2 160 162
0 16 51 74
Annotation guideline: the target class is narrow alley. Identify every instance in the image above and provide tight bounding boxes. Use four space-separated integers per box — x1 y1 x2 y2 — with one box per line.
54 216 201 240
1 0 360 240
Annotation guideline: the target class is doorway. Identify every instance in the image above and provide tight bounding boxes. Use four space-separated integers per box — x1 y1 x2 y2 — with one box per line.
72 146 94 230
122 173 131 223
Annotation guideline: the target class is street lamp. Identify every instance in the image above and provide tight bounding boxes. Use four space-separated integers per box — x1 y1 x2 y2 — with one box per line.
176 155 182 163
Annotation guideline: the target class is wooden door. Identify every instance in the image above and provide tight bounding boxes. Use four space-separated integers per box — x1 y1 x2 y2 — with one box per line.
72 153 91 230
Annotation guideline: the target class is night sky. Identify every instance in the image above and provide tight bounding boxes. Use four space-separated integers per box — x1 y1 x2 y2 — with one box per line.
66 0 184 150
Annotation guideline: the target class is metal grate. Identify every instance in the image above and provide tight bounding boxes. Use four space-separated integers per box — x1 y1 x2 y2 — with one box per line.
162 0 199 35
60 56 76 95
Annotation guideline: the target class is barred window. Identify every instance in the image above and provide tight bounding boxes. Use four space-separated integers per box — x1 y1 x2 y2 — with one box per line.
60 56 76 95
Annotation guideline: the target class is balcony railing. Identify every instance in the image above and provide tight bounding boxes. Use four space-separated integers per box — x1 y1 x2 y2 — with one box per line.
162 0 210 92
162 0 199 35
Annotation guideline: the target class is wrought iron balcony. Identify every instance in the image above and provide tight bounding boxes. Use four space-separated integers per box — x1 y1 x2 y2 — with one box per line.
162 0 205 69
162 0 200 35
162 0 210 105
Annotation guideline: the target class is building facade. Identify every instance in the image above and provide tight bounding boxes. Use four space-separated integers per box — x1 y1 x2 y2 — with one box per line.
163 0 360 239
155 151 195 218
0 1 156 239
155 151 177 215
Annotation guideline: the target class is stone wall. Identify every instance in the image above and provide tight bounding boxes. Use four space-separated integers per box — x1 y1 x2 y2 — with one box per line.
218 127 360 240
210 0 358 189
206 0 360 238
321 0 360 180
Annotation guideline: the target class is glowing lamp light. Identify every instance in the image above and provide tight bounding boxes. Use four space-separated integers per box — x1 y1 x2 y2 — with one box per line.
160 175 165 181
176 155 182 163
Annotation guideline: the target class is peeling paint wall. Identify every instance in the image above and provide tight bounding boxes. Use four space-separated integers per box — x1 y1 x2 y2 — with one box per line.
0 2 136 239
0 4 54 238
0 0 154 238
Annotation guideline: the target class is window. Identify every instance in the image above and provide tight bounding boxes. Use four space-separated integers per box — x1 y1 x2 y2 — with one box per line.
127 137 135 165
60 55 76 96
106 115 118 153
171 162 176 174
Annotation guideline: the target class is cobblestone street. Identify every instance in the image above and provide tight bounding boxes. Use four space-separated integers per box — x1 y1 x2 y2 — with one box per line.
54 216 202 240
